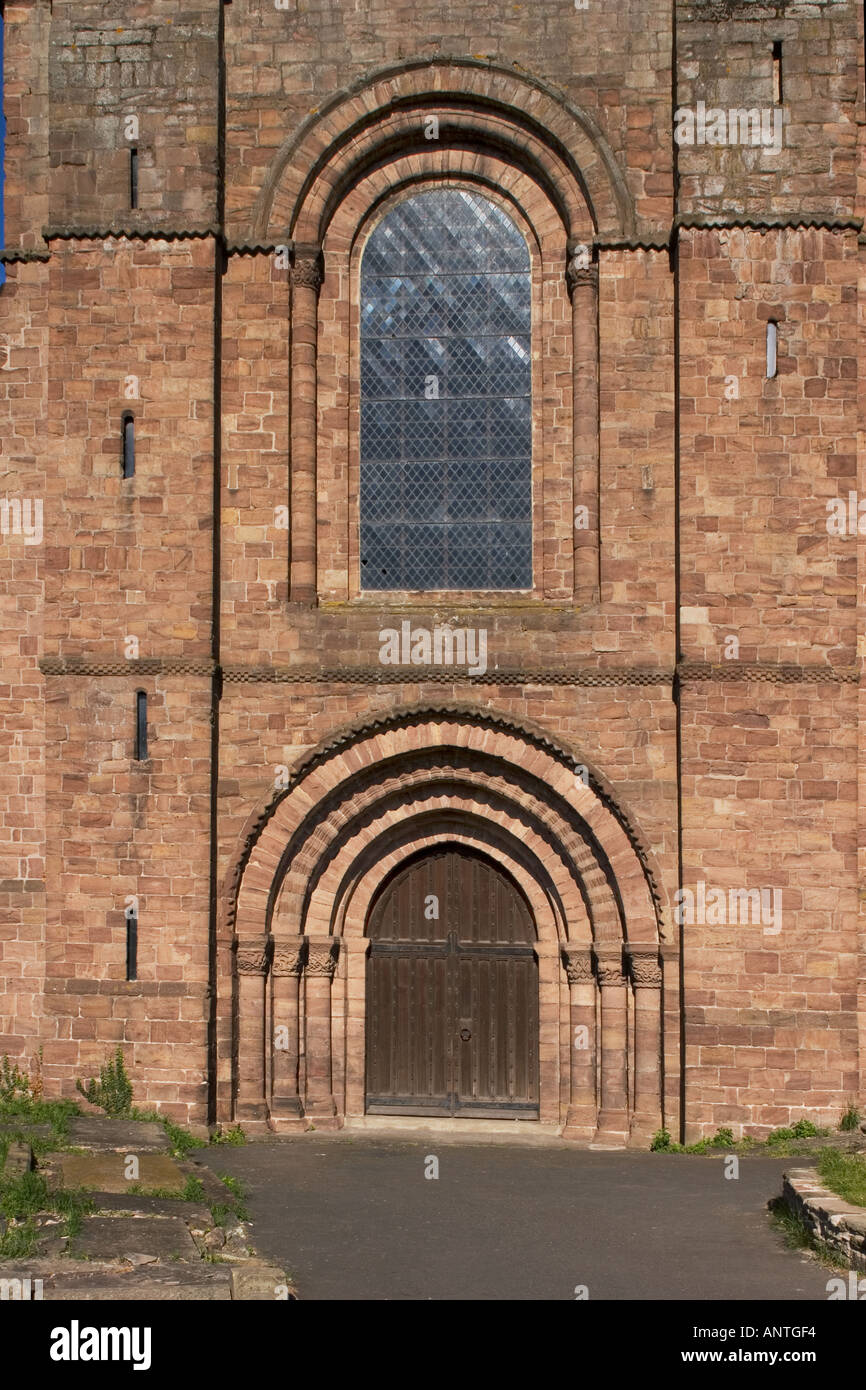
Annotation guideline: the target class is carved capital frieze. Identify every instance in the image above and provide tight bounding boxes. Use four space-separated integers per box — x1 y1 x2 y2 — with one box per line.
271 936 305 978
594 948 625 987
562 946 594 985
305 936 338 979
628 948 663 988
292 246 323 293
236 942 270 977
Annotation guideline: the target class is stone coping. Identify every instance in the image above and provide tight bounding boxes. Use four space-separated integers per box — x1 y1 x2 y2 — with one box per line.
783 1167 866 1272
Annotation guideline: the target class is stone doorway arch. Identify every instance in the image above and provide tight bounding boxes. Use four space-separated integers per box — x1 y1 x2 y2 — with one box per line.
225 706 677 1146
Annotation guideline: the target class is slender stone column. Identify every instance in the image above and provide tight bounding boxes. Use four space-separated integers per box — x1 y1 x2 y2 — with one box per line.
236 942 270 1124
628 947 663 1145
593 945 630 1142
270 936 306 1130
561 945 597 1140
343 937 369 1119
659 941 681 1140
303 936 339 1125
567 243 599 601
290 244 323 602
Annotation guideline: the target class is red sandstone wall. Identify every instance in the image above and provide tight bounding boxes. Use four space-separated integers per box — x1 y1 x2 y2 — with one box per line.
678 226 858 667
680 677 859 1137
47 0 219 231
0 0 863 1132
0 259 49 1067
44 239 215 659
42 673 212 1119
1 1 50 249
223 0 673 240
33 235 217 1119
678 223 861 1134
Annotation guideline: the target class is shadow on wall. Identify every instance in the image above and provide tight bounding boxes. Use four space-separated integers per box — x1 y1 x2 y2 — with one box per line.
0 10 5 287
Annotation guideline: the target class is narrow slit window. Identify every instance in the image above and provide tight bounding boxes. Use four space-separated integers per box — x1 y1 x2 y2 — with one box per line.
125 907 138 982
766 320 778 379
772 43 783 104
129 147 139 209
134 691 148 761
122 413 135 478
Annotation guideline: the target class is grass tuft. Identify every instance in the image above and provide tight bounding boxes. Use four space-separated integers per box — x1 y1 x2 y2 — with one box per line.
0 1168 94 1259
817 1148 866 1208
767 1196 847 1270
210 1125 246 1147
651 1118 833 1156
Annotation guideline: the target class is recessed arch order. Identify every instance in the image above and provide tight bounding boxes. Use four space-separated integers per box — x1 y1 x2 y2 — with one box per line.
250 56 636 246
226 707 673 1143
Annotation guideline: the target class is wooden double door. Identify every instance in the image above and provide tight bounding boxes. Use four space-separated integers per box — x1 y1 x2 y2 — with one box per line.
365 847 539 1118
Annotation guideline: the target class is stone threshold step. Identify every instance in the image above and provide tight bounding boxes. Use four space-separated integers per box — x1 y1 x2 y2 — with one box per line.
87 1193 214 1222
0 1258 296 1301
0 1261 232 1300
67 1119 171 1152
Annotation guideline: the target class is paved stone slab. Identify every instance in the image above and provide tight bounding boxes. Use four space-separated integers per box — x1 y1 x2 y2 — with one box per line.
33 1232 69 1259
67 1118 170 1152
69 1214 198 1263
89 1192 213 1224
0 1123 53 1140
230 1261 297 1301
54 1151 187 1193
0 1261 232 1301
185 1159 229 1202
2 1141 33 1177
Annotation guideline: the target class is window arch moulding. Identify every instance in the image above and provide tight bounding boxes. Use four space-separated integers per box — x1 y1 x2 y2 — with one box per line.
314 154 598 605
251 56 635 246
267 61 621 606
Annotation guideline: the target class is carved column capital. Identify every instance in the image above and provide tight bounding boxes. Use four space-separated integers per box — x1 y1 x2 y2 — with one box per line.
594 947 625 987
271 936 305 978
292 245 323 293
305 936 338 979
562 946 594 985
236 942 270 976
566 243 598 296
627 948 663 989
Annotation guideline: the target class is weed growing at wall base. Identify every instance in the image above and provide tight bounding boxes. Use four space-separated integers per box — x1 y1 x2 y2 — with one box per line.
75 1048 133 1117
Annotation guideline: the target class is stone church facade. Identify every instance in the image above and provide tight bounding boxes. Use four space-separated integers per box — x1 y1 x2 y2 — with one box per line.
1 0 864 1144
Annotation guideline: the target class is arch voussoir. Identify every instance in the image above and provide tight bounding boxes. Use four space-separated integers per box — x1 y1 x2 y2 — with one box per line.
252 57 634 244
229 708 668 1144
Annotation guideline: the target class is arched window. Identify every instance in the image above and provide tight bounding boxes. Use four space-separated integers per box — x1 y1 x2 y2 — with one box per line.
360 189 532 591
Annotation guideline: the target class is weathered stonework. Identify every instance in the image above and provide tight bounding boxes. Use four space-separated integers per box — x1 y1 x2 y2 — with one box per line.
783 1167 866 1272
0 0 864 1141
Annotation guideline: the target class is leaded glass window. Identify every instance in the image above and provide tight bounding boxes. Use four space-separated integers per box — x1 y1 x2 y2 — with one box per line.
360 189 532 591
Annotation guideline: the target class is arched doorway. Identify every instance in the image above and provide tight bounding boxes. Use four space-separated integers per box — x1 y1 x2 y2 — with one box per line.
364 847 540 1119
227 706 673 1143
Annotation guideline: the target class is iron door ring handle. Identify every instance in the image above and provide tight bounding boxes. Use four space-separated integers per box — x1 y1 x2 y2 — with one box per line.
460 1027 471 1041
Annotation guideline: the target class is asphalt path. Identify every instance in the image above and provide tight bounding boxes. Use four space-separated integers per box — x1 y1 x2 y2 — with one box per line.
205 1136 834 1302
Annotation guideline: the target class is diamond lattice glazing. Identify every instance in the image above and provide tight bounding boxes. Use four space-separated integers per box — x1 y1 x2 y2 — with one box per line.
360 189 532 590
